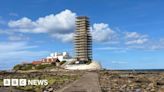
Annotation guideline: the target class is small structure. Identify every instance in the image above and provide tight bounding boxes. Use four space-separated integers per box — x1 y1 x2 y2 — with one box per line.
32 58 60 66
32 61 42 65
42 58 60 66
31 52 71 66
47 52 70 61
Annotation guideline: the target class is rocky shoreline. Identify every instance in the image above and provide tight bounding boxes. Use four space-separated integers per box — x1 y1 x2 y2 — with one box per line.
0 70 164 92
0 70 84 92
99 70 164 92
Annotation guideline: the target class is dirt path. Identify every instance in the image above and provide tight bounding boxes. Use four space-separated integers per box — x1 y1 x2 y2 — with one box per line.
56 72 102 92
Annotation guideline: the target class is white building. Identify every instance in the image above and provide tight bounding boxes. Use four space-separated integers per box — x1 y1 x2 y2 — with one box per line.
46 52 70 61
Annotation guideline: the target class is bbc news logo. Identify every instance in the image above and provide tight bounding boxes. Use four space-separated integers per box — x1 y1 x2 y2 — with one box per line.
3 79 48 86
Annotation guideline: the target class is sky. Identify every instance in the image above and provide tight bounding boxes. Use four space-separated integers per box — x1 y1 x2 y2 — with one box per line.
0 0 164 70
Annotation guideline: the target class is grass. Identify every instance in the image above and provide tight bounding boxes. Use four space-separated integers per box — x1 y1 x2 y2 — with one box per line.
0 71 81 92
13 64 57 71
0 79 3 86
16 75 79 92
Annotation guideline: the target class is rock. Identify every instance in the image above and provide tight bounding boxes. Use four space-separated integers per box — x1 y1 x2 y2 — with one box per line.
150 88 155 92
99 71 164 92
48 87 53 91
135 88 141 92
157 78 164 85
158 86 164 92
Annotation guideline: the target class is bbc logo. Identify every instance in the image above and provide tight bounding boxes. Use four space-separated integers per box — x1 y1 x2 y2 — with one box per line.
3 79 27 86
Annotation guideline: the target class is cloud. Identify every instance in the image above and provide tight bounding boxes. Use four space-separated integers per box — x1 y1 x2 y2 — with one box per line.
111 61 128 64
8 34 29 41
51 33 74 42
95 46 128 53
126 41 164 51
97 39 164 52
8 9 76 42
9 12 19 17
95 47 123 50
147 38 164 50
0 42 49 60
0 42 49 70
0 42 37 52
125 38 148 45
0 29 13 35
90 23 118 42
8 11 119 43
8 17 35 29
5 9 164 51
0 29 29 41
8 9 76 34
125 32 144 39
125 32 148 45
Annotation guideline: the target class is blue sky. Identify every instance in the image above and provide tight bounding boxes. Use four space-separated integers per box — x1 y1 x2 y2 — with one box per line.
0 0 164 70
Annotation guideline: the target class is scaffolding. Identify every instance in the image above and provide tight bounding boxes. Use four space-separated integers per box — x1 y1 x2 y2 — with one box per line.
74 16 92 61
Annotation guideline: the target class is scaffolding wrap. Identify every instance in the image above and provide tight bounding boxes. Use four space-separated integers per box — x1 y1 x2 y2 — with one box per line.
74 16 92 61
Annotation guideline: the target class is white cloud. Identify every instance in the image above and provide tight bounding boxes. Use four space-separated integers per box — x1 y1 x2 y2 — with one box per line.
125 32 148 45
125 32 148 39
51 33 74 42
97 39 164 52
148 38 164 50
0 42 37 52
111 61 128 64
0 42 48 60
9 17 35 29
0 29 13 35
8 11 120 43
8 34 29 41
90 23 118 42
9 12 19 17
125 38 148 45
0 29 29 41
8 9 76 42
95 46 128 53
8 9 76 34
125 32 139 39
0 42 49 70
96 47 123 50
5 9 164 51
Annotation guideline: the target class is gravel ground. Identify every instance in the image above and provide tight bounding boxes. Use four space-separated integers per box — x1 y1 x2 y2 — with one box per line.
1 70 164 92
99 70 164 92
0 70 84 92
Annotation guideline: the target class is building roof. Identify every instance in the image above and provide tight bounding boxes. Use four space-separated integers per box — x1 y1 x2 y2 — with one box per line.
42 58 60 63
32 61 42 65
32 58 60 65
